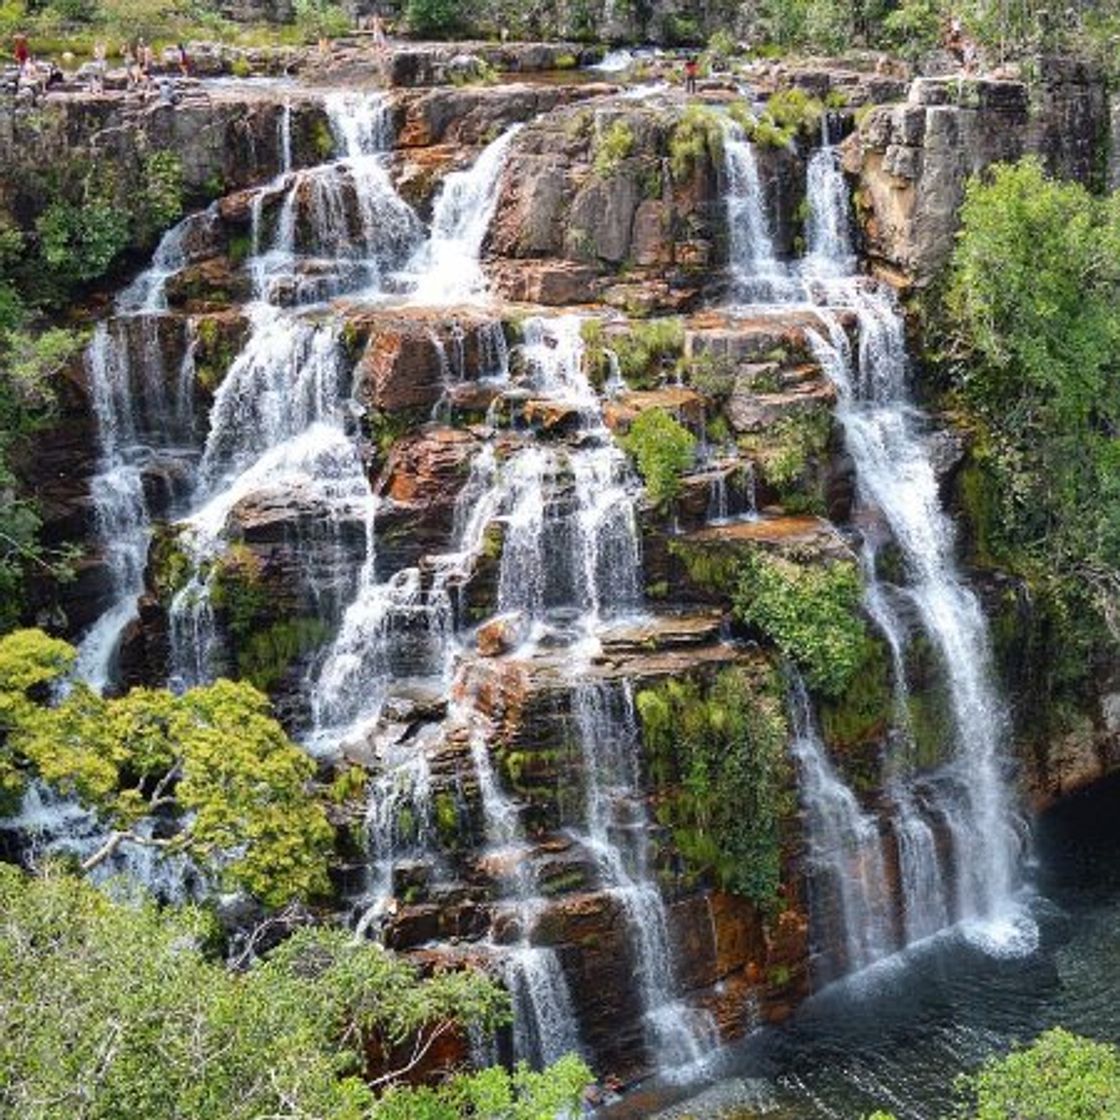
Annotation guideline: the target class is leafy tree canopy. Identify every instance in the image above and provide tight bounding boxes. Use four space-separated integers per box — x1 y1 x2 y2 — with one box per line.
0 864 590 1120
0 628 333 906
945 158 1120 686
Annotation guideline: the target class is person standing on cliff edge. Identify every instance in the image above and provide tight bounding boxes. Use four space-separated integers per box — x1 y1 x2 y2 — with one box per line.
13 32 28 67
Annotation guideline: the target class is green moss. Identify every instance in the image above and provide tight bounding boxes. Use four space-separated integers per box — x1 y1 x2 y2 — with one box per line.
818 636 893 791
433 791 461 849
193 316 242 394
741 407 831 513
311 116 336 161
148 525 193 606
904 686 955 772
669 538 742 598
683 349 737 401
237 617 331 692
609 317 685 388
227 233 253 268
209 544 270 645
554 51 578 69
635 663 792 909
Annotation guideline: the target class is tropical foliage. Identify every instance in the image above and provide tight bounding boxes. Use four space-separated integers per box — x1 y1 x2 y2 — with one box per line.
0 865 590 1120
944 158 1120 714
0 628 334 905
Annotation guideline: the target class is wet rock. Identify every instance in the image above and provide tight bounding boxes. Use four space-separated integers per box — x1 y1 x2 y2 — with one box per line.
476 612 527 657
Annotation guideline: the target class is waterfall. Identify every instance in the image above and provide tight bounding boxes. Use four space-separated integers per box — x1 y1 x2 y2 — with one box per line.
465 716 584 1068
724 122 1034 972
788 673 895 982
722 124 797 303
573 679 719 1077
407 125 522 305
797 140 1030 963
76 311 197 688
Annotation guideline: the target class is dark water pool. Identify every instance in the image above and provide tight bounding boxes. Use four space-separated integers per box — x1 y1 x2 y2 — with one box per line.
609 775 1120 1119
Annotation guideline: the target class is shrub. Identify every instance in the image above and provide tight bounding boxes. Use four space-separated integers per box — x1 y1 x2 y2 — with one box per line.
405 0 463 38
592 119 635 177
669 103 724 181
732 550 868 697
621 408 697 508
944 157 1120 694
966 1028 1120 1119
293 0 348 40
636 664 792 906
610 316 685 387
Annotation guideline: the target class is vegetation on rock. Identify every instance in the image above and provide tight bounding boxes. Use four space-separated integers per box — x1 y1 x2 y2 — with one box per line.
669 104 724 182
636 663 792 906
621 407 697 508
733 550 868 698
944 157 1120 724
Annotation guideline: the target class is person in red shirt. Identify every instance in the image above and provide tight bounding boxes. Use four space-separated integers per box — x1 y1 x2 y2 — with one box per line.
14 33 29 67
685 54 698 94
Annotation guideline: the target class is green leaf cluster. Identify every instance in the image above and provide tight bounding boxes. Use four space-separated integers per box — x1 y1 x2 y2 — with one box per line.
0 320 84 633
621 407 697 508
592 119 636 178
0 865 589 1119
0 629 333 906
732 550 868 697
635 664 792 906
966 1028 1120 1120
945 158 1120 703
669 103 725 182
293 0 349 40
405 0 465 38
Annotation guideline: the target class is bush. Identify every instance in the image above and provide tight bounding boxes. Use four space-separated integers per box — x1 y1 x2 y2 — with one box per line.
944 158 1120 695
622 408 696 508
610 316 685 387
732 550 868 697
293 0 349 40
405 0 463 38
592 119 635 177
967 1029 1120 1120
669 103 724 181
749 87 826 148
0 866 591 1119
636 664 792 905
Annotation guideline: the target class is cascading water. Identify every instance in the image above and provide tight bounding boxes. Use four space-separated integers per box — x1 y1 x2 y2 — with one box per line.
573 679 719 1076
723 123 797 304
406 124 523 305
788 673 895 982
723 117 1034 974
464 712 584 1067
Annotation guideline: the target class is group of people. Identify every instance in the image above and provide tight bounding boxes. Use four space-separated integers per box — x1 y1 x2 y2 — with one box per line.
10 33 192 100
12 34 63 99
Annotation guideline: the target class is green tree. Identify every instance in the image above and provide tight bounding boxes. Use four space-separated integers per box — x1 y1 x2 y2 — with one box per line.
405 0 465 38
0 629 334 905
0 298 83 633
945 158 1120 692
966 1029 1120 1120
293 0 349 41
0 864 590 1119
